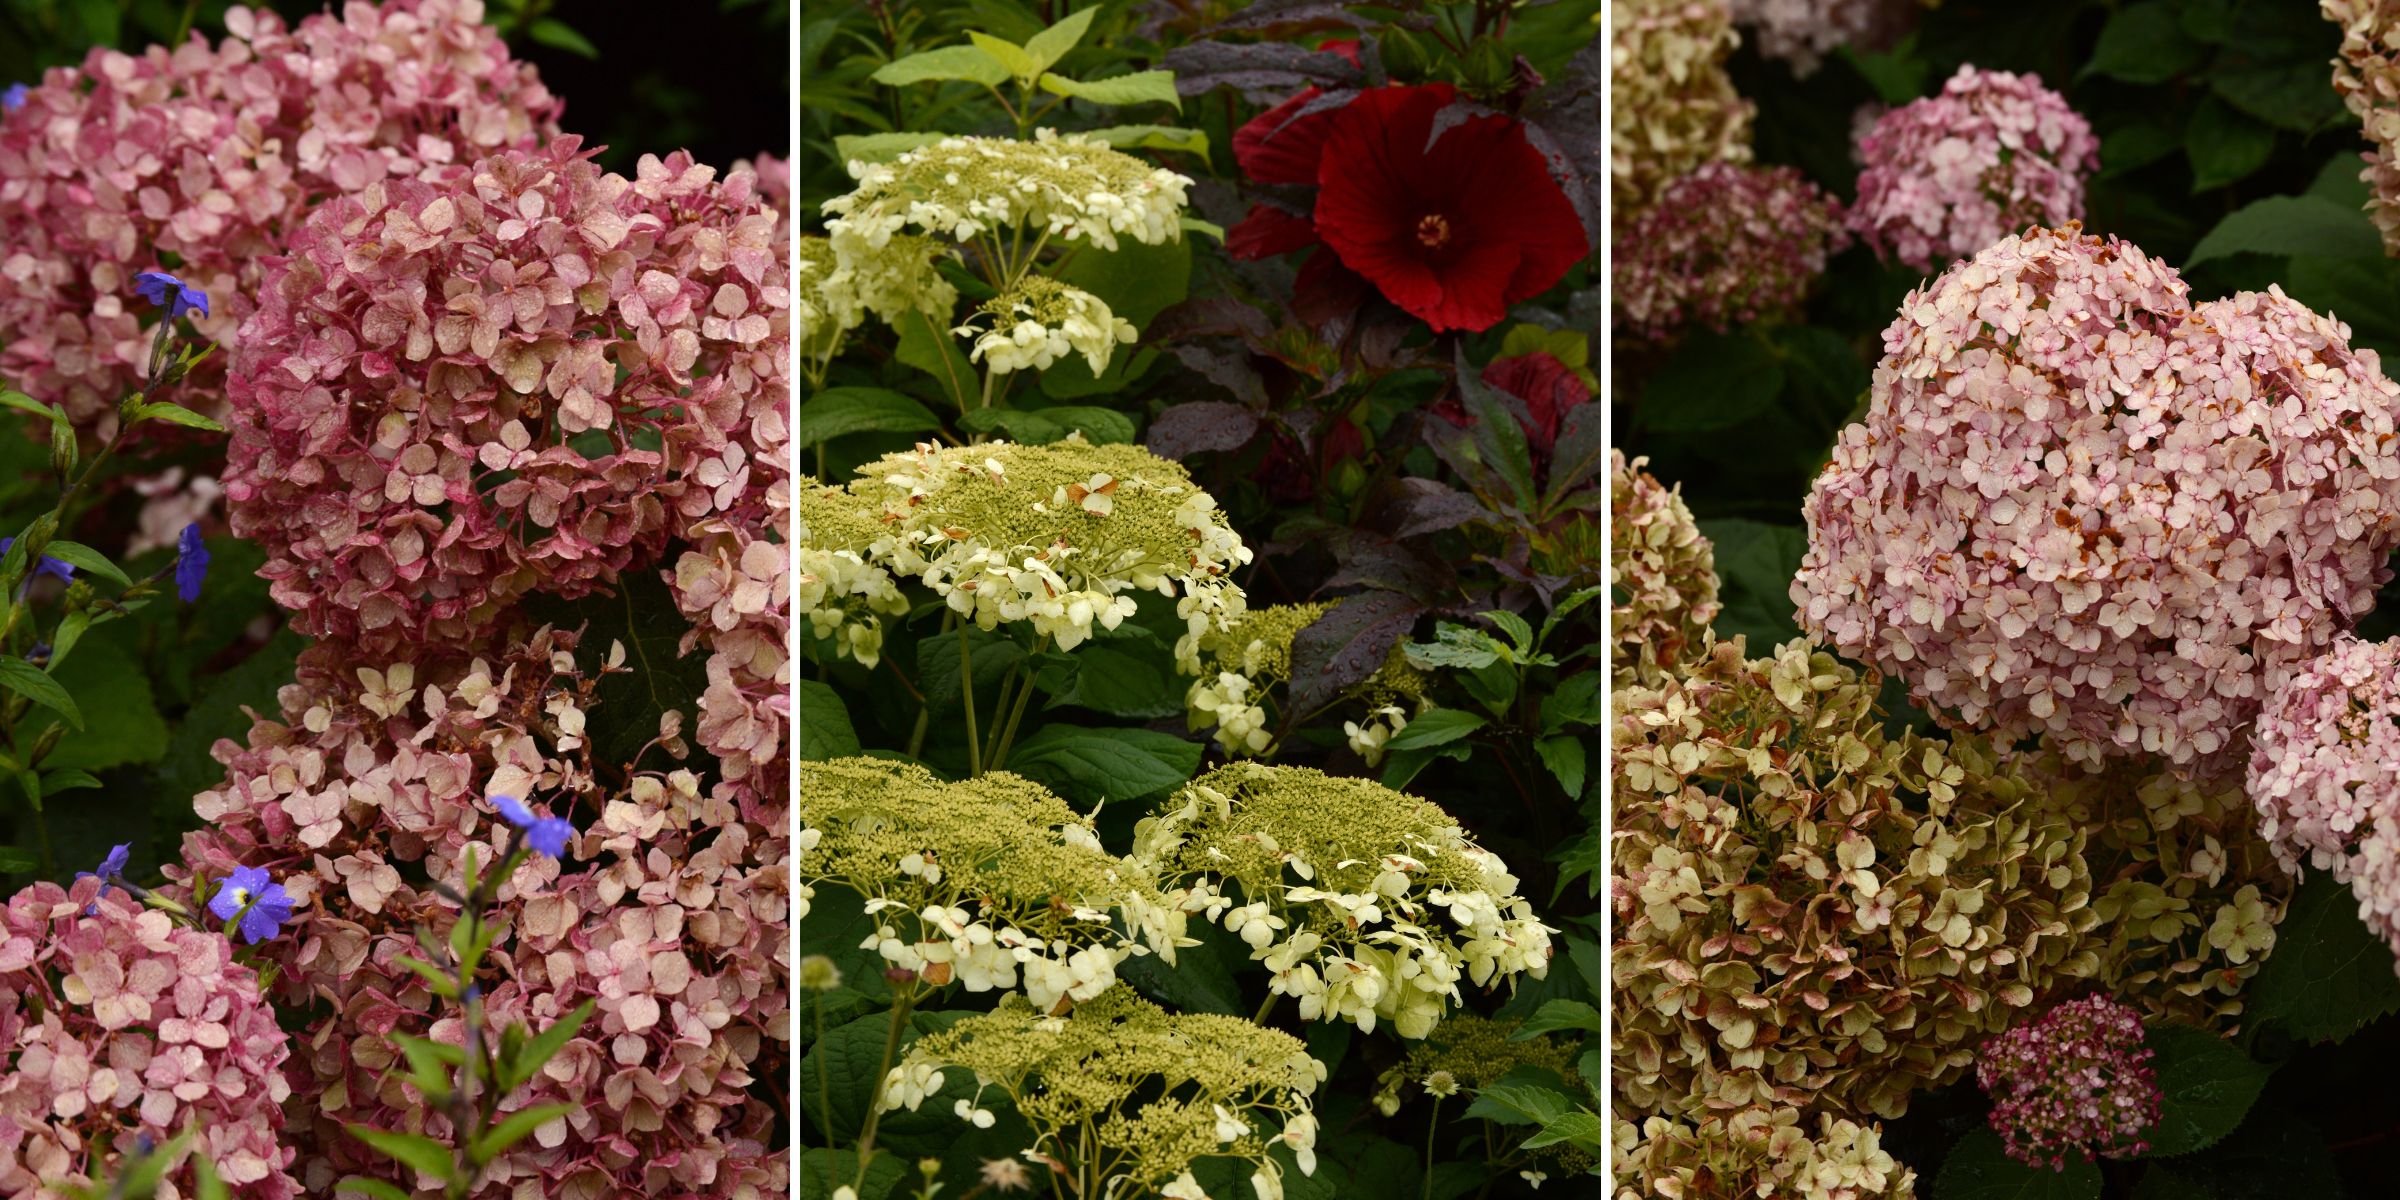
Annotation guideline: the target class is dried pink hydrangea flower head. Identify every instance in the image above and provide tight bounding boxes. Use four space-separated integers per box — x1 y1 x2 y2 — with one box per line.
1613 638 2098 1121
1612 162 1848 343
1611 451 1720 686
1611 0 1756 220
2328 0 2400 255
2249 634 2400 963
1795 224 2400 777
0 0 561 427
175 633 788 1198
224 138 787 659
0 878 298 1199
1975 995 2161 1170
1849 65 2097 273
1612 1105 1915 1200
1730 0 1931 77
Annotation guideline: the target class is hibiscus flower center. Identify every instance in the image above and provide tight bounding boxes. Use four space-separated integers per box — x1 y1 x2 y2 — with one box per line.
1415 213 1452 250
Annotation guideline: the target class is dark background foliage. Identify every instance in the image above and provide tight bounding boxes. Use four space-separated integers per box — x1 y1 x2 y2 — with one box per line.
1619 0 2400 1194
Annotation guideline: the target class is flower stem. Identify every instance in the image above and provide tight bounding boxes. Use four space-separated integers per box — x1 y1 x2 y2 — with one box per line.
850 986 917 1191
1253 991 1278 1024
959 623 983 777
982 665 1019 770
989 668 1038 771
1422 1096 1443 1200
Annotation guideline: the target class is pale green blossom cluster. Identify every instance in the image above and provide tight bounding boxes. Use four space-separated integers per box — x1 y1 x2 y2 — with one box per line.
959 273 1137 375
824 129 1192 253
797 475 910 668
1181 602 1430 760
798 757 1155 1013
1131 763 1555 1040
885 986 1325 1200
844 438 1251 658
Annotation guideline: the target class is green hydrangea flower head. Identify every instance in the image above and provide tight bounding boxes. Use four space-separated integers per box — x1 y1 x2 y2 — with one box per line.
798 757 1153 1013
886 985 1326 1200
797 475 909 668
1133 762 1555 1039
849 437 1250 660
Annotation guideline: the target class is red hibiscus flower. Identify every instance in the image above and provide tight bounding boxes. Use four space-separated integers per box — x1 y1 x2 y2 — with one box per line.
1230 79 1590 333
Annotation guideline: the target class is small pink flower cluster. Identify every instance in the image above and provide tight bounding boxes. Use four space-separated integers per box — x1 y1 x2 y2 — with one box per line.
1795 224 2400 777
1611 162 1848 342
2328 0 2400 255
0 879 298 1199
177 635 789 1198
1975 995 2160 1171
1850 65 2097 273
0 0 560 426
2249 634 2400 958
223 137 788 658
1730 0 1926 77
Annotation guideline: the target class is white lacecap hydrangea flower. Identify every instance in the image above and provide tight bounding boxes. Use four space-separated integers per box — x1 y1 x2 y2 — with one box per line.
959 275 1138 376
823 129 1192 254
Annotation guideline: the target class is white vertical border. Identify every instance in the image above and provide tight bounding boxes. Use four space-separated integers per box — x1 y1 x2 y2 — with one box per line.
1596 1 1615 1192
786 1 804 1193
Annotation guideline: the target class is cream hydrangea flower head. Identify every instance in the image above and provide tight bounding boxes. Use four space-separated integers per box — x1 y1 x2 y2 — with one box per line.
1610 0 1756 219
1613 638 2099 1121
822 129 1192 253
1133 763 1555 1040
1613 1106 1914 1200
1611 451 1720 686
1182 602 1430 759
799 757 1154 1012
1370 1013 1578 1122
798 476 909 668
958 274 1137 376
887 986 1325 1200
850 438 1250 659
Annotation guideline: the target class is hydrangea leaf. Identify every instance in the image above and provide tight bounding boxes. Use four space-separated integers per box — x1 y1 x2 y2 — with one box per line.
1039 69 1182 110
872 45 1011 88
799 387 943 447
1038 643 1181 719
2081 1 2205 85
1383 709 1486 751
521 571 711 772
1460 1066 1577 1126
2245 868 2400 1043
1521 1108 1605 1151
2186 96 2275 192
1636 328 1785 435
2139 1023 2272 1157
1510 999 1603 1040
798 1147 911 1200
1086 124 1210 156
798 681 860 762
2186 196 2380 266
915 628 1026 714
1022 6 1097 75
966 32 1040 81
1116 916 1243 1015
1696 519 1808 651
1005 725 1201 804
1933 1129 2100 1199
833 131 949 165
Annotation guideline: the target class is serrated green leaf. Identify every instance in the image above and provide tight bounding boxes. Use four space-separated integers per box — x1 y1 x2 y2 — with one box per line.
2187 96 2275 193
874 44 1011 87
2187 195 2381 267
968 31 1039 80
1005 725 1200 804
2140 1022 2272 1157
800 387 944 447
2246 868 2400 1042
1535 734 1587 798
1087 124 1210 156
1384 708 1486 751
333 1180 414 1200
525 17 599 58
1460 1080 1577 1127
1520 1108 1606 1151
1511 998 1604 1039
1039 69 1182 109
834 131 950 166
799 680 862 761
2081 0 2204 84
895 305 978 411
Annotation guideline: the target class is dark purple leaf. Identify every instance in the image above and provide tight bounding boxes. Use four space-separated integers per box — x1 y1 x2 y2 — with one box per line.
1542 403 1606 506
1375 478 1489 539
1520 39 1602 248
1163 41 1365 103
1148 297 1277 344
1323 531 1457 602
1289 591 1424 713
1165 344 1271 407
1203 0 1374 33
1425 97 1505 153
1146 401 1262 459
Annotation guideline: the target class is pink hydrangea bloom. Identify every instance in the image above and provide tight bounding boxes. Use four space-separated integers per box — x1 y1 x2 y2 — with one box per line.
1612 162 1848 342
1731 0 1927 77
1850 65 2097 273
1795 224 2400 776
0 878 298 1199
2250 634 2400 960
0 0 561 427
1976 995 2160 1171
222 138 788 658
174 633 790 1198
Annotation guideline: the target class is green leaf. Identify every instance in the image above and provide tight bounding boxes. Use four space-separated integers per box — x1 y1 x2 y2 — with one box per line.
127 401 225 432
2213 62 2348 132
1934 1129 2100 1199
334 1180 415 1200
917 629 1027 713
2186 96 2275 193
0 391 55 423
1042 644 1180 719
1087 124 1210 156
967 31 1039 80
0 845 37 872
873 44 1011 88
391 955 460 999
1041 236 1192 398
958 405 1138 444
2099 115 2185 179
1180 215 1225 240
834 131 950 165
471 1102 578 1162
159 629 303 805
343 1126 456 1181
2128 1107 2341 1200
192 1150 230 1200
14 640 164 768
520 573 710 772
1520 1108 1606 1151
1511 998 1604 1039
0 655 79 731
800 387 944 447
799 680 861 761
1005 725 1200 804
1117 919 1243 1014
2186 195 2381 266
2246 868 2400 1042
1697 519 1808 652
1840 36 1928 105
2082 0 2204 84
803 1010 918 1142
1023 5 1097 74
504 1001 597 1091
39 541 130 588
1460 1080 1577 1127
799 1148 911 1200
895 306 979 411
1535 735 1587 797
525 17 599 58
1638 329 1785 434
2139 1023 2272 1157
1039 69 1182 109
41 768 98 794
1385 708 1487 751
